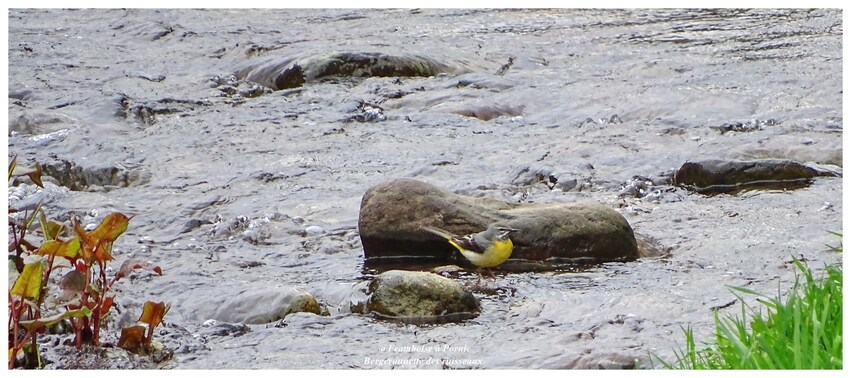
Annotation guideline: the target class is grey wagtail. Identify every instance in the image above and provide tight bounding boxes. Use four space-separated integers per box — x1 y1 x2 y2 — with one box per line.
420 224 519 268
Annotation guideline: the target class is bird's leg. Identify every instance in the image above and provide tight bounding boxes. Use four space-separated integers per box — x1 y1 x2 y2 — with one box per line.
474 269 483 286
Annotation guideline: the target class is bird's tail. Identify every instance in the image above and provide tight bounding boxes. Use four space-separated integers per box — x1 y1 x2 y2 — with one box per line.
419 225 457 241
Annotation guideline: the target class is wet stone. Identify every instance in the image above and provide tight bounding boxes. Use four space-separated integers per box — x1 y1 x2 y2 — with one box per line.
236 51 456 90
40 345 156 369
618 174 673 200
710 119 779 134
303 225 325 235
345 100 386 123
180 218 212 234
448 103 524 121
199 319 252 338
9 112 77 135
208 287 321 324
672 158 839 195
365 270 479 322
7 182 70 211
510 165 557 187
358 179 639 265
41 159 150 191
124 97 212 125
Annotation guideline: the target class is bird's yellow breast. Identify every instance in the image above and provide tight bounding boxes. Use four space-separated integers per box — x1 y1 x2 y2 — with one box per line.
460 238 513 268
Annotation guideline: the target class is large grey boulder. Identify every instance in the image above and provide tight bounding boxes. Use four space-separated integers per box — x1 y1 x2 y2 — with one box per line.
358 179 638 263
365 270 479 321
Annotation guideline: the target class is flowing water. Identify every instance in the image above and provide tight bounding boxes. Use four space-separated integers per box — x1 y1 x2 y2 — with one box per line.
6 9 843 369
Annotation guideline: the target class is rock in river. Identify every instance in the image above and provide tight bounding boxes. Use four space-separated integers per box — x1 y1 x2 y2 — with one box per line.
366 270 479 321
672 158 839 195
236 51 456 90
358 178 638 264
208 287 321 324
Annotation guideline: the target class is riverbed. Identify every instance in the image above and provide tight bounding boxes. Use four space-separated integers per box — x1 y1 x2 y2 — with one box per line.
7 8 843 369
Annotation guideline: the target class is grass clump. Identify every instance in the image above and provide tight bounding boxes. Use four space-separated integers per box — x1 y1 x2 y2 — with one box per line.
661 250 842 369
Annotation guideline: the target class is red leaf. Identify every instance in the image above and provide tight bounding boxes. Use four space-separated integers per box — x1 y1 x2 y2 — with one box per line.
115 258 162 281
100 296 115 317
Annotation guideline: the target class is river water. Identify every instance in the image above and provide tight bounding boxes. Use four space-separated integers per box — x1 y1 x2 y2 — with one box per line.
7 9 843 369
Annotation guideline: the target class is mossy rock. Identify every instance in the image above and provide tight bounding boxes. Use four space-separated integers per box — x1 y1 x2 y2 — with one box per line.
366 270 478 321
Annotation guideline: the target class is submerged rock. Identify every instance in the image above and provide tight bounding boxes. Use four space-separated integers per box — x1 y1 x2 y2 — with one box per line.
198 319 251 338
358 179 638 264
365 270 479 321
447 103 524 121
40 345 160 369
673 159 838 195
236 51 456 90
42 159 150 191
208 288 321 324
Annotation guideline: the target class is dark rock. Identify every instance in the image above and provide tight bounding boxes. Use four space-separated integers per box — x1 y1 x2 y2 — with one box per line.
365 270 479 321
9 87 35 101
42 159 150 191
510 165 556 186
710 119 778 134
125 97 211 125
236 52 455 90
673 159 838 195
618 175 671 200
199 320 251 337
358 179 638 264
180 219 211 234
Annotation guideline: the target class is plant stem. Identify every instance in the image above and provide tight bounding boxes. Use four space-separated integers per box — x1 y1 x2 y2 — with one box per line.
92 260 110 347
77 261 92 349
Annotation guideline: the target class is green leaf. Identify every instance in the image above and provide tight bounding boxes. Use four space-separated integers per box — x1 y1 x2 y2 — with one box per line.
23 202 44 230
9 155 17 180
10 262 43 300
38 211 64 242
36 237 81 260
18 307 92 331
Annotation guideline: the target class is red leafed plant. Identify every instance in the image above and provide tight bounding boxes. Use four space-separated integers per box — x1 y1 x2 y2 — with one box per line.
8 156 168 369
